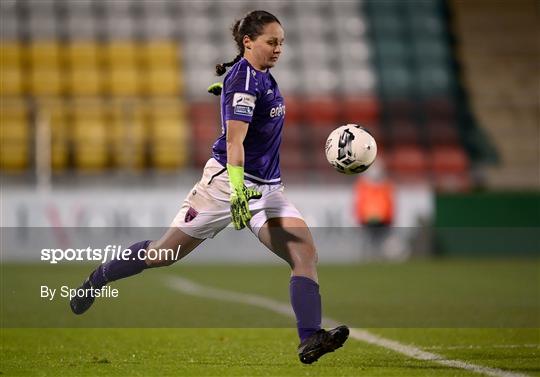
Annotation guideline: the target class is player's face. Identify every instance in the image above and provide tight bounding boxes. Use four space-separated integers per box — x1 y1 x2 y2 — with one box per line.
246 22 284 70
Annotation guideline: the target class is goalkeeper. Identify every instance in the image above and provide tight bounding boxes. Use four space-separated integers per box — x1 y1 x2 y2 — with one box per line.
70 10 348 364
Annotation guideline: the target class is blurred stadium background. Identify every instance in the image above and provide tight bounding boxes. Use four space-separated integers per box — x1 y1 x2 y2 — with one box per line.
1 2 539 375
1 0 538 258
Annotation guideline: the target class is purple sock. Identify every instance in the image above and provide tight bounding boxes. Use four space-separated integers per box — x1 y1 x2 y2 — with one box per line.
89 240 150 289
290 276 322 342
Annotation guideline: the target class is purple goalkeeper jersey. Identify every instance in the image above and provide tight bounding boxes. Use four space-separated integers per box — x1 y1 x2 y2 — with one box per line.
212 58 285 184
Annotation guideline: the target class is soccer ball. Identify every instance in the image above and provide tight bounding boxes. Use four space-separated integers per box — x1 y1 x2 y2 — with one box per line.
325 124 377 175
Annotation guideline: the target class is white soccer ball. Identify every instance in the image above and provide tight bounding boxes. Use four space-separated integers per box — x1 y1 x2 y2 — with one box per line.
325 124 377 175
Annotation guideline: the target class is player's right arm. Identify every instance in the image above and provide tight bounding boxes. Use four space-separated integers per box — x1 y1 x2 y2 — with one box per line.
226 120 248 167
226 120 262 230
221 64 262 230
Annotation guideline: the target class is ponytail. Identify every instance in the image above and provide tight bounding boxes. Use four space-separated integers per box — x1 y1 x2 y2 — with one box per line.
215 54 242 76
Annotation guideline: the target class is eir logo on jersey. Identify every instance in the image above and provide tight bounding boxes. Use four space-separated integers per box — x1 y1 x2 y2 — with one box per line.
270 103 285 118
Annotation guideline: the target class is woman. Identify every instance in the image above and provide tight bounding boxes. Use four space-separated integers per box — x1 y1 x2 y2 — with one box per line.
70 10 348 364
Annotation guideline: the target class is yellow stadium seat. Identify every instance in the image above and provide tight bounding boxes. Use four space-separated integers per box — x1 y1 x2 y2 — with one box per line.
29 67 64 95
0 144 29 170
0 100 29 170
109 101 147 168
66 42 103 95
1 42 24 95
148 98 186 118
68 66 103 95
143 41 179 67
151 117 188 141
106 41 138 67
104 42 141 95
28 42 63 95
72 101 108 169
0 67 24 95
29 41 60 68
152 144 188 168
144 66 180 95
149 112 189 169
67 42 101 68
108 66 140 95
1 42 22 65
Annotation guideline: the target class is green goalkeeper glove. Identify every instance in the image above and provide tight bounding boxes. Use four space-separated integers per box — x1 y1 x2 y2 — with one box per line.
227 164 262 230
207 82 223 96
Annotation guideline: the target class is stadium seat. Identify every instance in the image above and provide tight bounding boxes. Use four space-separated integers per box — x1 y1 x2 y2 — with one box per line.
342 96 380 125
140 41 182 95
430 138 471 192
429 145 469 174
280 148 307 171
102 15 135 40
68 66 103 96
109 101 147 169
281 124 305 153
105 42 140 95
148 99 189 169
66 43 103 95
425 121 460 146
108 66 140 96
283 96 302 125
140 15 175 39
143 41 179 67
72 101 108 170
384 99 417 120
0 42 24 95
423 98 456 121
415 62 453 97
64 14 96 39
0 100 29 170
1 8 19 40
27 8 58 40
386 145 429 180
189 101 220 167
28 42 63 95
144 67 181 96
303 97 341 127
388 119 422 146
190 101 219 125
37 99 69 170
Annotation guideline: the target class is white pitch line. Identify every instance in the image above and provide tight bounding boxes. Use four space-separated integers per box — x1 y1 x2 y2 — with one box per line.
425 345 539 351
164 275 529 377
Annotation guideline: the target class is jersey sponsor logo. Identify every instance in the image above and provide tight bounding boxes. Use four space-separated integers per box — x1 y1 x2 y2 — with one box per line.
233 93 256 116
269 103 285 118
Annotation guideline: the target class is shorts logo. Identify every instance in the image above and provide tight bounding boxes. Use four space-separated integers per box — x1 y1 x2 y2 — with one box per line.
233 93 255 116
184 206 198 223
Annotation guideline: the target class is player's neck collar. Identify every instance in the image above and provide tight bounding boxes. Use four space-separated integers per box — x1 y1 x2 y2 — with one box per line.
242 57 269 74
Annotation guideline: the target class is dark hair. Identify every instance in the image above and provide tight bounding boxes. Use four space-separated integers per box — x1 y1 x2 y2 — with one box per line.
215 10 281 76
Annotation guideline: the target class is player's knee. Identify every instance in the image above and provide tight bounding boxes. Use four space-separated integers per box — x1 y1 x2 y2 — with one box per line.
143 241 178 268
145 257 175 268
290 243 318 269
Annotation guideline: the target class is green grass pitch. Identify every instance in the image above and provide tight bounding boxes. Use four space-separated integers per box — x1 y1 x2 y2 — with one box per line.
1 260 539 376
